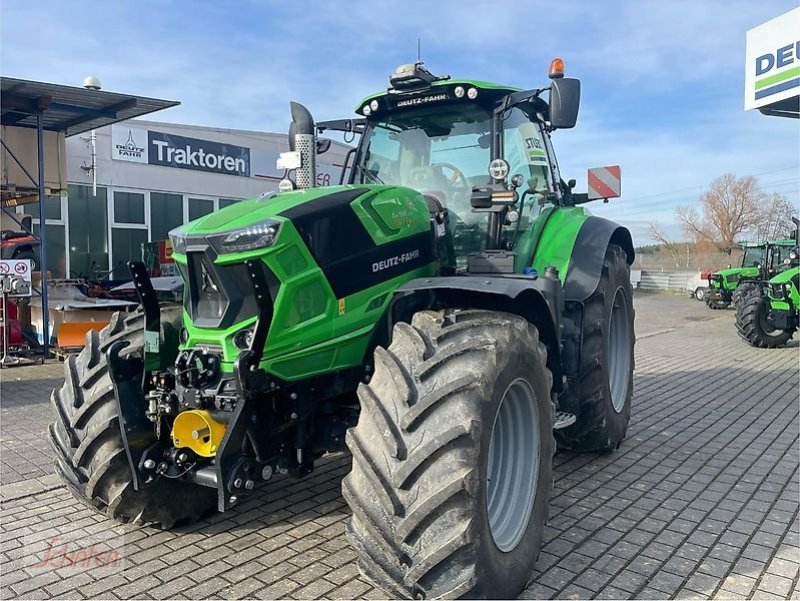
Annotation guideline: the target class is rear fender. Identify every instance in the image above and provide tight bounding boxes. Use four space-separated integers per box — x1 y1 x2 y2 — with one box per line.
389 276 564 392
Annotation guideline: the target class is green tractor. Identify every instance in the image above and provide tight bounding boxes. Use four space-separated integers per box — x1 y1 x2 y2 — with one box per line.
49 60 635 599
705 239 796 309
735 219 799 348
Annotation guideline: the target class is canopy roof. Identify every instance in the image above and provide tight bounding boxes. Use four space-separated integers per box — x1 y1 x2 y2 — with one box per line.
1 76 179 137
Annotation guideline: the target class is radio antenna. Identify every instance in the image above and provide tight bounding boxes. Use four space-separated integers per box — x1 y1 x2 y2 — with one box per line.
417 38 421 63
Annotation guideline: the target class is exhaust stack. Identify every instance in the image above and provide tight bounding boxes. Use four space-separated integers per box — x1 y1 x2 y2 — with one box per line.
289 102 316 189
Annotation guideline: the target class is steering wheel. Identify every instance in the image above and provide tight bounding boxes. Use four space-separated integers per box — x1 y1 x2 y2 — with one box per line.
430 162 470 194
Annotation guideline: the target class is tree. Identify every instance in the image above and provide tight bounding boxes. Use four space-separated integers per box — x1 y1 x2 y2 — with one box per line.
678 174 798 249
648 223 686 268
678 174 759 249
752 192 797 241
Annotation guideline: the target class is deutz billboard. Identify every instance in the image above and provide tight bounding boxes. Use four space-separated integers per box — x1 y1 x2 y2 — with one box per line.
112 126 251 177
745 7 800 111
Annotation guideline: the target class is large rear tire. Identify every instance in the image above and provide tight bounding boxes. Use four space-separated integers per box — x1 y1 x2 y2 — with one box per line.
49 308 216 527
344 310 554 599
735 287 793 348
557 244 635 452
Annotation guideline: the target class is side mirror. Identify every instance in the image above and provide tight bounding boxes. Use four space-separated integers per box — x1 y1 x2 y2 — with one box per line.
550 77 580 129
20 215 33 233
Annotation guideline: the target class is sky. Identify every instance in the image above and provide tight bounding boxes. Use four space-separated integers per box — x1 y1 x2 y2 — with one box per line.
2 0 798 245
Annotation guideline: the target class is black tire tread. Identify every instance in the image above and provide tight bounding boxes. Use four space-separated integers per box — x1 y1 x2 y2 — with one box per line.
49 307 216 528
556 245 635 452
734 286 793 348
705 288 729 310
344 309 554 599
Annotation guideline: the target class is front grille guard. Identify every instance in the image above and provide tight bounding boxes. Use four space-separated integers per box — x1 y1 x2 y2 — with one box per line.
109 260 277 511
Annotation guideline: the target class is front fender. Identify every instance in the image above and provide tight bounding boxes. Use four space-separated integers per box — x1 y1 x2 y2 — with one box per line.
389 275 564 392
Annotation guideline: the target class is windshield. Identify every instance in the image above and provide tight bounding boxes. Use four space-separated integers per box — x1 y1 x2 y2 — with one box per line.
741 247 766 268
355 103 552 260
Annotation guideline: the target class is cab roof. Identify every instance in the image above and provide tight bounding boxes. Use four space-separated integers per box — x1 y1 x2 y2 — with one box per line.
357 79 520 111
741 239 796 248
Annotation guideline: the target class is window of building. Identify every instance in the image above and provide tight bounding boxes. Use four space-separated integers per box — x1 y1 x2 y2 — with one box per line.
31 223 66 278
44 194 62 220
189 197 214 221
150 192 183 241
113 191 145 224
219 198 239 209
111 228 149 279
68 185 108 278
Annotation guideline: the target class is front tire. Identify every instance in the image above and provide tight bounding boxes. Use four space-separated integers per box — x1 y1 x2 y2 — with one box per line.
343 310 554 599
694 287 706 302
557 244 635 452
735 287 793 348
49 308 216 527
705 289 729 310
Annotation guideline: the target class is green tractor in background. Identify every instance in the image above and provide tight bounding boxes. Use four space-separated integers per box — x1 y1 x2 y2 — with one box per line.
735 218 799 348
49 60 635 599
705 239 796 309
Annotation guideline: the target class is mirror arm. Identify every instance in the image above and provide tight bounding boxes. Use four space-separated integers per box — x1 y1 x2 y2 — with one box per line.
500 88 547 111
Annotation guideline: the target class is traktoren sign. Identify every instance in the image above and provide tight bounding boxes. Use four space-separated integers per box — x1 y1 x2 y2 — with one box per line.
112 126 251 177
745 7 800 111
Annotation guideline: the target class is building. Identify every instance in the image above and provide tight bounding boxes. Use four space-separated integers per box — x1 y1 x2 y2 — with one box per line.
26 119 350 279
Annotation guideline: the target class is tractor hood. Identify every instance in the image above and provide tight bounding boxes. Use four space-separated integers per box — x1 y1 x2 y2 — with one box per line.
714 266 757 280
169 182 438 377
179 185 373 237
770 265 799 284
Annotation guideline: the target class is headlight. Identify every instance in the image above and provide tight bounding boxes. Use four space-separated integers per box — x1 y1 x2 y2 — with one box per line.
790 251 797 260
362 104 372 116
370 99 379 111
169 228 187 254
208 220 281 254
454 85 465 98
467 87 478 99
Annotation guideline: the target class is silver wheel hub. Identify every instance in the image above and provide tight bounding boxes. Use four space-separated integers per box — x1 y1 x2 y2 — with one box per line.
486 378 539 552
608 287 632 413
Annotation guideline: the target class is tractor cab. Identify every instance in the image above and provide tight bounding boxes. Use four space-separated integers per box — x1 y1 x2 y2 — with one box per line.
309 61 594 269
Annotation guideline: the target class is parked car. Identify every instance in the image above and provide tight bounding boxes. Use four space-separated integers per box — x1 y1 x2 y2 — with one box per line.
687 270 710 301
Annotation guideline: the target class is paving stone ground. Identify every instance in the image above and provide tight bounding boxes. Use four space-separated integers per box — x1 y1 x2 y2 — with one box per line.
1 292 798 600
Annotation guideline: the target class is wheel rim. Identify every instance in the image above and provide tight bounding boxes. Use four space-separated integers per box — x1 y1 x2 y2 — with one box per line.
486 378 539 553
608 287 632 413
758 301 784 336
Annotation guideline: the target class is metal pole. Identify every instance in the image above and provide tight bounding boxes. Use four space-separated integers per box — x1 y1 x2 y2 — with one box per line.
36 109 50 358
2 287 8 364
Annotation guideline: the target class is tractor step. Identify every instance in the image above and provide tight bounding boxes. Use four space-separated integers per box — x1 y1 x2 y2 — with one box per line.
553 411 576 430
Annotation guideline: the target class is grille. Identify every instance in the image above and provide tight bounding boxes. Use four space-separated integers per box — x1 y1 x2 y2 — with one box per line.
178 247 278 329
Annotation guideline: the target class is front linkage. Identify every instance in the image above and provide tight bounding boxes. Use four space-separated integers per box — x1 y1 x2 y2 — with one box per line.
111 261 355 511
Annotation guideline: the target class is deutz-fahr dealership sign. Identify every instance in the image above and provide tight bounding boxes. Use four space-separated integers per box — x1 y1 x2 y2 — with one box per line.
745 7 800 110
112 126 251 177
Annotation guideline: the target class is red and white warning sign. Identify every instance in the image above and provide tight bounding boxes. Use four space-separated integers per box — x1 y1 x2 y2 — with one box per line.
0 259 33 296
587 165 621 200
